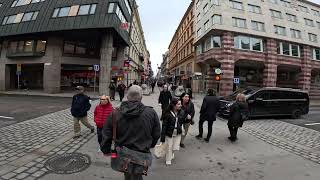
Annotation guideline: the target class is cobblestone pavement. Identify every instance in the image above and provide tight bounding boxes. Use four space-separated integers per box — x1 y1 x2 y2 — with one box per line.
0 100 119 180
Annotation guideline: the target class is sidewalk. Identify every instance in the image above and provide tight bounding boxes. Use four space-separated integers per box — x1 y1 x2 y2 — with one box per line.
0 89 320 180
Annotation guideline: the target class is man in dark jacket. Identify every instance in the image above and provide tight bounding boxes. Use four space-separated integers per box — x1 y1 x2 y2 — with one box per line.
117 81 126 102
101 85 161 180
196 89 220 143
158 85 172 119
71 86 95 139
109 80 116 101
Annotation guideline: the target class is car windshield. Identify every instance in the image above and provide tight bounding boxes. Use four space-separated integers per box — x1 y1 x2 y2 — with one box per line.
224 87 259 101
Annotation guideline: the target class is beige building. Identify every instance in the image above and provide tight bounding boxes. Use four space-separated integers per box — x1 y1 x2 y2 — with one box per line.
168 0 202 91
195 0 320 98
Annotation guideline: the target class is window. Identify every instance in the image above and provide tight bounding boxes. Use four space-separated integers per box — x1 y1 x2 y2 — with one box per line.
204 37 212 52
309 33 318 42
269 0 278 4
299 5 309 13
63 40 99 57
234 36 263 52
270 9 282 19
286 13 297 22
305 18 314 27
52 7 71 17
211 0 220 6
248 4 261 14
280 0 291 8
116 6 127 24
2 17 8 25
21 11 39 22
232 17 246 28
196 0 201 9
277 42 301 57
6 15 17 24
274 25 286 36
204 20 210 31
108 3 115 13
78 4 96 15
203 3 209 14
8 40 46 55
212 14 222 24
290 29 301 39
124 0 132 15
11 0 45 7
230 0 243 10
313 48 320 60
196 45 202 55
69 5 80 17
212 36 221 47
197 13 201 22
197 28 202 38
312 9 320 17
251 21 265 31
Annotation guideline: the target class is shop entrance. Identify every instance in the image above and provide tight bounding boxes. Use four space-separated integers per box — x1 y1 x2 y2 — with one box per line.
277 65 300 89
61 64 98 91
234 60 264 91
8 63 43 90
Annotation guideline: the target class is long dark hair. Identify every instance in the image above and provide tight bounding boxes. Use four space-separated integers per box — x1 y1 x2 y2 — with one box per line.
180 92 190 104
164 98 180 117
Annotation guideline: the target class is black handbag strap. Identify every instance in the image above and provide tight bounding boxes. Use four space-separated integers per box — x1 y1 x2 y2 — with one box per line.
112 108 119 143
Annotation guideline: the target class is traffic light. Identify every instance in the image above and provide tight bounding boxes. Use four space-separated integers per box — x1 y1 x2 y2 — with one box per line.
214 68 222 81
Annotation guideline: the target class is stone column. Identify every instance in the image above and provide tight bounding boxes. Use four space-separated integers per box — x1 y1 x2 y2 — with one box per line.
263 39 278 87
0 41 8 91
99 33 113 95
43 37 63 93
298 46 312 92
219 32 235 97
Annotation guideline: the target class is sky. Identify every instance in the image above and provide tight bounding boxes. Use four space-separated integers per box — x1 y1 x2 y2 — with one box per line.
136 0 320 74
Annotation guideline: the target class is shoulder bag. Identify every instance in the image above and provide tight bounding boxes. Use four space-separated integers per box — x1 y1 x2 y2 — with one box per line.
110 109 152 176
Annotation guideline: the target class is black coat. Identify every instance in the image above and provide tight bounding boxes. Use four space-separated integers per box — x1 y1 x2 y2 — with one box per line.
181 101 195 124
200 95 220 121
158 91 172 110
160 111 183 142
71 93 91 118
100 101 161 154
228 102 249 127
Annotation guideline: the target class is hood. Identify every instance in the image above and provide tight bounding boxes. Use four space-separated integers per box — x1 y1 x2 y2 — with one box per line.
119 101 145 119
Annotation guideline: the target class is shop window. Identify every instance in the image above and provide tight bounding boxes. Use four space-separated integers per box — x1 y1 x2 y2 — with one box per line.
36 40 46 53
24 41 33 52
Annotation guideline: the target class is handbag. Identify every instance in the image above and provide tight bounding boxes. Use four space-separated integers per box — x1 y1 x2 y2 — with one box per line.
110 109 152 176
154 143 167 159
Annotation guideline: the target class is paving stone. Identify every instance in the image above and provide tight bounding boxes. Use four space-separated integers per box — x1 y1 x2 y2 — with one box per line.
31 171 46 178
14 167 28 174
16 172 29 179
1 172 17 179
26 167 39 174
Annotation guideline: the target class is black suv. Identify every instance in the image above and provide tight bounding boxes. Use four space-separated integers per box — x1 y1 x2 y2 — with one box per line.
219 87 309 119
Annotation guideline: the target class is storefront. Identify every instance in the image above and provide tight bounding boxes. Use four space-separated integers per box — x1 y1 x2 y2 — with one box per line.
61 65 98 90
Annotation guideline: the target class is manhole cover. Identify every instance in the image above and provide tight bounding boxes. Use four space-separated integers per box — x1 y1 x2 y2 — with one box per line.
44 153 91 174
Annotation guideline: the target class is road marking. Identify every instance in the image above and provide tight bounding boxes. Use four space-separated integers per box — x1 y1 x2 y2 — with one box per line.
0 116 14 120
305 123 320 126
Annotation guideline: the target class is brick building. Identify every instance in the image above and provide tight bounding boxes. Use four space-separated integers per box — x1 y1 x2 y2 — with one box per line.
195 0 320 99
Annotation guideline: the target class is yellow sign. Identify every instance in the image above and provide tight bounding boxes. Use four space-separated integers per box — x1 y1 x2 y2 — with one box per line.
17 64 21 72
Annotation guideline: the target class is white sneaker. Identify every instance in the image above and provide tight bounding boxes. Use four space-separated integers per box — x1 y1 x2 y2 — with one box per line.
166 161 172 165
172 153 175 160
98 148 101 153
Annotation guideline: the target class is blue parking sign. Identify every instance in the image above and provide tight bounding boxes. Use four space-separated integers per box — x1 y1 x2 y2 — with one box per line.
234 77 240 84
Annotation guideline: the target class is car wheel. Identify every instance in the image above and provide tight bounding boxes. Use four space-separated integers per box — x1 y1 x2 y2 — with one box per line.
291 109 302 119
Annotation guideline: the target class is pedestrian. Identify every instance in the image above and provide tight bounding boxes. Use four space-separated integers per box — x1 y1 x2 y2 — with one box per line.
94 95 113 149
196 89 220 143
228 93 249 142
100 85 161 180
109 80 116 101
71 86 95 139
117 81 126 102
158 85 172 120
179 92 195 148
151 81 156 93
174 84 185 98
160 98 183 165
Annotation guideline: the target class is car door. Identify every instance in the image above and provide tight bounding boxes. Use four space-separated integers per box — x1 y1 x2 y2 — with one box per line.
247 90 269 116
268 90 285 115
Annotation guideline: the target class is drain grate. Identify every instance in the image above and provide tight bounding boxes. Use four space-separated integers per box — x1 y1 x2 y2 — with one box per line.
44 153 91 174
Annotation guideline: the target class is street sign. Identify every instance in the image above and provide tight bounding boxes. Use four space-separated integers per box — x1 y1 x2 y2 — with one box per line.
234 77 240 84
93 64 100 72
215 68 222 75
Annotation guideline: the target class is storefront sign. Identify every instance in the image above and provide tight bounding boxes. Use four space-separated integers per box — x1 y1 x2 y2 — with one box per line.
234 77 240 84
93 64 100 71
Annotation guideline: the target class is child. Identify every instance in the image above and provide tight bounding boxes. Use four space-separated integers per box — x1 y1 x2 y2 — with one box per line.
94 95 113 149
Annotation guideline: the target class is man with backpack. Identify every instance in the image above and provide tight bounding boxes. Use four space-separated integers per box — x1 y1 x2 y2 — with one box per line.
71 86 95 139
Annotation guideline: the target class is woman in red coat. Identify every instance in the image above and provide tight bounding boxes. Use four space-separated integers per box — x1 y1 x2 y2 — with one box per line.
94 95 113 146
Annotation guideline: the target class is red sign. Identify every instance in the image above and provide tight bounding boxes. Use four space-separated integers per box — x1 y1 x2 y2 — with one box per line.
124 61 130 67
120 23 129 30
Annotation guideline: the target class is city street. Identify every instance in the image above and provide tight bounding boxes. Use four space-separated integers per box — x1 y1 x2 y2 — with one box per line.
0 89 320 180
0 94 72 127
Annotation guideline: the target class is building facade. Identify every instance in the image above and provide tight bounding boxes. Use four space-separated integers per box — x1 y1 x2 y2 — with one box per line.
168 0 202 91
0 0 144 95
195 0 320 98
